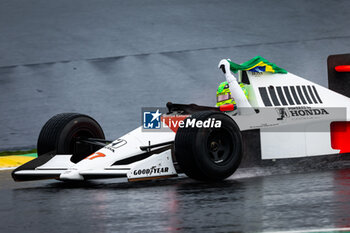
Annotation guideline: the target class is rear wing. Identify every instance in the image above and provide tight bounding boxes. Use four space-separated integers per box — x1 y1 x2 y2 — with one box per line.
328 53 350 98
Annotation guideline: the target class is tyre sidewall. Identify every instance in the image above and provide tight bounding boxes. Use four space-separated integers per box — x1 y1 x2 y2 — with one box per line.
56 116 105 154
192 113 242 180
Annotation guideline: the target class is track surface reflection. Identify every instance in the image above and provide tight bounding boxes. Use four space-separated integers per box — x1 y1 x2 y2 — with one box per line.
1 169 350 232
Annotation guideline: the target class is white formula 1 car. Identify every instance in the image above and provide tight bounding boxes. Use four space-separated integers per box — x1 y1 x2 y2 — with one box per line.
12 54 350 182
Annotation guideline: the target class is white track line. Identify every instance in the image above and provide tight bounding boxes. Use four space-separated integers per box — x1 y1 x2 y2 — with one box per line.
0 167 16 171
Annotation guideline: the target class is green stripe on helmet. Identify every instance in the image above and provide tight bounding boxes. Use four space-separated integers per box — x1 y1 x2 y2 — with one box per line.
217 81 229 94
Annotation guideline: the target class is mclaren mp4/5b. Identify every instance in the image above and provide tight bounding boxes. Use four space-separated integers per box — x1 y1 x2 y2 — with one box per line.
12 54 350 182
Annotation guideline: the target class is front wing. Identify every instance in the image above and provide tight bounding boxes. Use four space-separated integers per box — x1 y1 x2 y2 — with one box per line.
12 144 178 182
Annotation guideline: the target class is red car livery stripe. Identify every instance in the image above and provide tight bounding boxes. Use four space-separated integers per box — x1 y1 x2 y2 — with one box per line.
331 122 350 153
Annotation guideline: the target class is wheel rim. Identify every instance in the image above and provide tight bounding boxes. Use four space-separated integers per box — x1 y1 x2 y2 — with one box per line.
67 128 96 154
206 128 234 165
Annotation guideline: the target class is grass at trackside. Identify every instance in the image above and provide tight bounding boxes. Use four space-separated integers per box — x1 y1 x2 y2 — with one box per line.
0 149 37 157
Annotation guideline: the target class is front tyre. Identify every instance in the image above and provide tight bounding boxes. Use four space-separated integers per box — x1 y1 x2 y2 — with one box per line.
37 113 105 163
174 111 242 181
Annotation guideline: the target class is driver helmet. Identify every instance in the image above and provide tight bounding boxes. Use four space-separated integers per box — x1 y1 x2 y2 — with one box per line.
216 81 235 107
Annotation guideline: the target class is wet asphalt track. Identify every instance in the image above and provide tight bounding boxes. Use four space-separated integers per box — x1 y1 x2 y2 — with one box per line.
1 0 350 150
1 0 350 232
1 168 350 232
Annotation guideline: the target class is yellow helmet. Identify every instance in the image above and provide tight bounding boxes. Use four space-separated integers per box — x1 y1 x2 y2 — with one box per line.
216 81 234 107
216 81 248 107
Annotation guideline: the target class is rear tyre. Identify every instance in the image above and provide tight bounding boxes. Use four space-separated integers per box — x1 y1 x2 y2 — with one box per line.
37 113 105 163
174 111 242 181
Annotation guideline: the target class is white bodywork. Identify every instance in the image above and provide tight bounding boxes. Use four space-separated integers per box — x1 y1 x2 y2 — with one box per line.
13 66 350 181
243 71 349 159
15 128 177 181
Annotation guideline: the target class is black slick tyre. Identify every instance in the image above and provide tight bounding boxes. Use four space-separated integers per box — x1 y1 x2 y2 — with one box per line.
174 111 242 181
37 113 105 163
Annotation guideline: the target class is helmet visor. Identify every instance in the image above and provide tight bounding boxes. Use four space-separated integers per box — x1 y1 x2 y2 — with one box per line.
217 93 231 102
